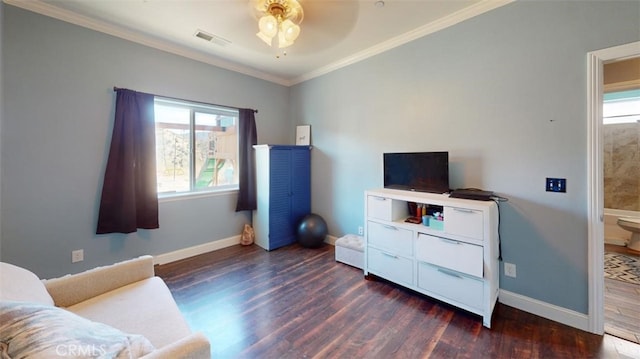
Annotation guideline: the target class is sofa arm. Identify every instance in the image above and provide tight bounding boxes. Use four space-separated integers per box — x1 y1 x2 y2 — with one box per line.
141 332 211 359
43 255 155 307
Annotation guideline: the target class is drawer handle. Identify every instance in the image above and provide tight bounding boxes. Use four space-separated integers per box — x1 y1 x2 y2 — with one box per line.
437 268 463 279
440 238 461 245
374 197 387 201
453 208 475 213
382 225 398 231
381 252 398 259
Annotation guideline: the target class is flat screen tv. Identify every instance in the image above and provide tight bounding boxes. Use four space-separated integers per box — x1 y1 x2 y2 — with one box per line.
383 152 450 193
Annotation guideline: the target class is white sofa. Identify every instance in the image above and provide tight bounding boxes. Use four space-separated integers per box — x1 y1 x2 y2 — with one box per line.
0 255 210 358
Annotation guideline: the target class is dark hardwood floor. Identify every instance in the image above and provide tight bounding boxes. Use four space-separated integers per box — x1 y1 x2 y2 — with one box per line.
155 244 640 359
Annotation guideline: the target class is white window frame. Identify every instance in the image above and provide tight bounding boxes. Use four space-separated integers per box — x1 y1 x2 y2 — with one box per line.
154 97 239 198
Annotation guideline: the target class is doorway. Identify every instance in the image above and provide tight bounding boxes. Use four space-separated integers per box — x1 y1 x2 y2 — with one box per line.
601 58 640 343
587 41 640 338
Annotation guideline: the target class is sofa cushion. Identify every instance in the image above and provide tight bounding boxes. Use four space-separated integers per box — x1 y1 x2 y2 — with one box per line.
67 277 192 349
0 301 154 358
43 255 155 307
0 262 54 305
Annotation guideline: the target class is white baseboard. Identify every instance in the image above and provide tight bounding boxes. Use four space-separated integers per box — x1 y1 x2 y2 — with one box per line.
499 289 590 332
156 233 338 266
153 235 241 265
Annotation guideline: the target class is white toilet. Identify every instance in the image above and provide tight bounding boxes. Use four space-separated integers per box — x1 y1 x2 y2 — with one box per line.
617 217 640 251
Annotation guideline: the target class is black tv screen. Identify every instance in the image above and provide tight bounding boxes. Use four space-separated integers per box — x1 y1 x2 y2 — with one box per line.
384 152 450 193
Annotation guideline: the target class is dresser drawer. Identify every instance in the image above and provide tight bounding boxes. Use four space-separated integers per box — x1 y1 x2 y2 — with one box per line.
415 233 483 278
418 262 483 311
368 247 413 286
367 195 407 221
367 221 413 257
444 206 484 240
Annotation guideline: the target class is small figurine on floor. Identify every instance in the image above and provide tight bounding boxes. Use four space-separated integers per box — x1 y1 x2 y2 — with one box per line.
241 224 255 246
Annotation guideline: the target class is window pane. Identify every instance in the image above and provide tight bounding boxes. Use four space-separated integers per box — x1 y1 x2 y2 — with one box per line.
603 90 640 125
154 98 239 196
194 112 238 190
155 104 191 193
603 99 640 124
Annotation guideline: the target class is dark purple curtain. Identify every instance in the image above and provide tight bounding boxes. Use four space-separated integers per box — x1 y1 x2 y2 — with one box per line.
235 108 257 211
96 89 159 234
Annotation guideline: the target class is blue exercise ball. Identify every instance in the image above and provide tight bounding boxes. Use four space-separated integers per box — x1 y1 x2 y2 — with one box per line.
297 213 328 248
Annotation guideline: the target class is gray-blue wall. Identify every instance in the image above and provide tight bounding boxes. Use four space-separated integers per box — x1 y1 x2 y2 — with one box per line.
290 1 640 314
2 1 640 316
1 5 291 278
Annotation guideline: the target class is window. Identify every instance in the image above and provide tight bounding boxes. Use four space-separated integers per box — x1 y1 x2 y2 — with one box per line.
603 89 640 125
154 98 239 195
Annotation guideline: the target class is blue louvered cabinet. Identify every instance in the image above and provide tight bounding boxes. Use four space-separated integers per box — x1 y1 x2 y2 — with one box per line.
253 145 311 250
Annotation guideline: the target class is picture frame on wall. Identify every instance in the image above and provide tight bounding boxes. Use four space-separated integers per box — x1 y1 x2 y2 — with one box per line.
296 125 311 145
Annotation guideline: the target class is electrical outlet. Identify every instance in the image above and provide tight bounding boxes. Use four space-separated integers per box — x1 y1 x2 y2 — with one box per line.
72 249 84 263
358 226 364 236
504 262 517 278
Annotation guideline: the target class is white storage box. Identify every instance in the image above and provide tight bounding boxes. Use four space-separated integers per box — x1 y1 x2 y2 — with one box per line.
335 234 364 269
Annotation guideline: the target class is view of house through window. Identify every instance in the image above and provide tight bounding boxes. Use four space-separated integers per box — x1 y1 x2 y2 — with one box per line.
154 98 239 195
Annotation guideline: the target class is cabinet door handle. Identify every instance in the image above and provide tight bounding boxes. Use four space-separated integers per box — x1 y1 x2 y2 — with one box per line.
382 225 398 231
453 208 475 213
440 238 461 245
437 268 463 279
381 252 398 259
374 196 387 201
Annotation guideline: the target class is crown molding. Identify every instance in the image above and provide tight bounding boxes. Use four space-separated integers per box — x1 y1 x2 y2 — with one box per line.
3 0 292 86
291 0 514 85
4 0 513 87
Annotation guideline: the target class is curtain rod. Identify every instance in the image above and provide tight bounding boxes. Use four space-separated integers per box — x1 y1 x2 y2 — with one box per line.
113 87 258 114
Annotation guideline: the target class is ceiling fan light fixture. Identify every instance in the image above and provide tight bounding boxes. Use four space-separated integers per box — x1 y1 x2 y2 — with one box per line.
277 31 293 49
251 0 303 50
258 15 278 37
280 19 300 42
257 14 278 45
257 30 273 46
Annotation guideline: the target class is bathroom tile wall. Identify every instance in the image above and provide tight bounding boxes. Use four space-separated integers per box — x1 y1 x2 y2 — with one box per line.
604 122 640 211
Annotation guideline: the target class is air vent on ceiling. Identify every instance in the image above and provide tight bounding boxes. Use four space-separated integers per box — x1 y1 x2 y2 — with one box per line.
195 30 231 47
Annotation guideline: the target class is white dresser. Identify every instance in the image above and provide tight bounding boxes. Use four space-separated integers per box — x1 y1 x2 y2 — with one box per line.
364 188 499 328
